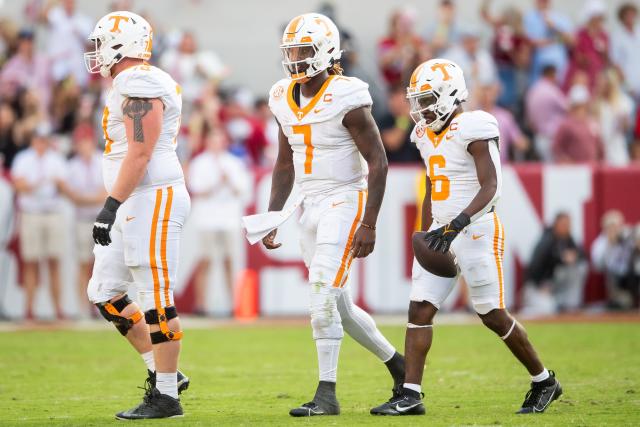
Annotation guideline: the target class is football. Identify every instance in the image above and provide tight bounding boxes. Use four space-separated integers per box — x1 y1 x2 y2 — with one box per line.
412 231 458 278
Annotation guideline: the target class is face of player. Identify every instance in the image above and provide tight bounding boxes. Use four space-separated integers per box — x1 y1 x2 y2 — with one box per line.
282 45 315 76
409 92 438 125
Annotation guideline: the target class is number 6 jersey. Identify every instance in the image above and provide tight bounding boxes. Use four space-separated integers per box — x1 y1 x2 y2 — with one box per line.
268 75 372 196
411 110 502 224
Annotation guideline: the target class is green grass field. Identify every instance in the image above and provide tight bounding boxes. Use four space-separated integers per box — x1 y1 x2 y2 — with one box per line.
1 321 639 426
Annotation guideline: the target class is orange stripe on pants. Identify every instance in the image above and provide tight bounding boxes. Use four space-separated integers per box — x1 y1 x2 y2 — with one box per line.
333 191 364 287
149 189 163 311
498 217 506 308
160 186 174 306
492 212 505 309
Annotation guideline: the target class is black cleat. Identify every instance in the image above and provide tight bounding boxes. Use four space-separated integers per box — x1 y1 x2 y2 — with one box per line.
289 381 340 417
146 370 190 395
289 401 339 417
115 387 183 420
370 388 426 416
517 370 563 414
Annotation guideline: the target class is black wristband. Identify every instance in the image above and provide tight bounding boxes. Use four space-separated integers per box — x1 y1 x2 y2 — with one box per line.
104 196 122 212
451 212 471 231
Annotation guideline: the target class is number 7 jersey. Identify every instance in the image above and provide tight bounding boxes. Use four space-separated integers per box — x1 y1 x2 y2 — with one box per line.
268 75 372 196
411 110 502 224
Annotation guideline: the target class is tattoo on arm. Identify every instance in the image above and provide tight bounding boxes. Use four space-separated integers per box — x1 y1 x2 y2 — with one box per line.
123 97 153 142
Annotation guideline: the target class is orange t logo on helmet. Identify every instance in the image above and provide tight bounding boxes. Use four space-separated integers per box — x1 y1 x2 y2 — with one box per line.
108 15 129 33
430 63 452 81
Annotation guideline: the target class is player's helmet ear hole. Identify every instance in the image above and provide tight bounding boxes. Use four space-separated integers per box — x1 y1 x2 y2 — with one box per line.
112 44 123 50
450 89 458 96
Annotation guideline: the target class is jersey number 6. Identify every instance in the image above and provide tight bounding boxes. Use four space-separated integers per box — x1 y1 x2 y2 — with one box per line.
429 155 450 201
293 124 313 174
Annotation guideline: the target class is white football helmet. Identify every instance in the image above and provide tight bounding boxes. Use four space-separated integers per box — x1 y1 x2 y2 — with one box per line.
406 59 468 132
84 11 153 78
280 13 342 82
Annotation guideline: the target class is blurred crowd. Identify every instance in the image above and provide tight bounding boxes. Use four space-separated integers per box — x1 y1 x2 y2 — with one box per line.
1 0 639 320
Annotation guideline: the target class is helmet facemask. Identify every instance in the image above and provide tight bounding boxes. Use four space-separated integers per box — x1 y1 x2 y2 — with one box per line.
409 89 460 133
281 44 324 82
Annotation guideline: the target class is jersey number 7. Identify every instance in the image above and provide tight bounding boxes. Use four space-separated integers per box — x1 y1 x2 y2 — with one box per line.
293 124 314 174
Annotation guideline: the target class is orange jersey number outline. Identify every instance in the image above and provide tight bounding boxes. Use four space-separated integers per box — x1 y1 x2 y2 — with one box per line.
428 154 450 201
292 124 313 174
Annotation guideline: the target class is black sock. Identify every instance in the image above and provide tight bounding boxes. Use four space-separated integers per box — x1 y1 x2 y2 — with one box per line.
384 352 405 386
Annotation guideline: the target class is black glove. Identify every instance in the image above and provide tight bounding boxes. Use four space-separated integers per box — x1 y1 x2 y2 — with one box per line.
424 212 470 253
93 196 122 246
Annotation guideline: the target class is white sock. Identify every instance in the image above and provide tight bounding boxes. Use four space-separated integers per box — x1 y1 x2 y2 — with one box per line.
404 383 422 393
531 368 550 383
156 372 178 399
316 339 341 382
141 351 155 372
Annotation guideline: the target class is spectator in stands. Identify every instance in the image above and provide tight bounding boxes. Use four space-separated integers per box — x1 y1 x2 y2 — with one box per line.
378 7 429 88
378 84 421 163
10 126 67 320
12 89 46 156
475 78 529 162
444 27 497 108
187 88 223 157
50 77 81 134
254 98 279 165
0 29 50 107
591 210 635 309
524 212 588 315
625 224 640 308
525 64 567 160
40 0 92 87
57 124 105 318
611 3 640 100
187 128 252 316
594 69 633 166
0 18 19 65
552 84 603 163
564 0 610 92
0 102 20 169
222 88 268 165
424 0 460 56
481 0 532 113
160 30 227 113
524 0 573 83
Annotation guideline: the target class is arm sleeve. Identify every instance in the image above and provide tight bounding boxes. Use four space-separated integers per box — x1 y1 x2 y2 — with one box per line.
116 71 167 99
337 78 373 116
459 111 500 151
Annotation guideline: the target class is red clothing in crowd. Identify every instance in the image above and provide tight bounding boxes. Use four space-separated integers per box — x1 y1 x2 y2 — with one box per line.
565 28 609 91
552 115 603 162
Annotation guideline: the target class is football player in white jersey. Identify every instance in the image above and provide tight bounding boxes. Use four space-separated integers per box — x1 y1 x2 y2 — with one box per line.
84 11 190 419
371 59 562 416
260 13 404 416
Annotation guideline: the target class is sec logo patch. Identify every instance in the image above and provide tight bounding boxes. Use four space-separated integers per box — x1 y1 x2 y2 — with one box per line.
416 125 425 138
273 85 284 99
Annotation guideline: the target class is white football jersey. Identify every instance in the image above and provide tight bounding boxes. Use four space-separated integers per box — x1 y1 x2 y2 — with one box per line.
411 110 502 224
101 64 183 195
268 75 372 196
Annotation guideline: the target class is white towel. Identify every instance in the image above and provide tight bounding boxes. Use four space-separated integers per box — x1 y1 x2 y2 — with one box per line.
242 194 305 245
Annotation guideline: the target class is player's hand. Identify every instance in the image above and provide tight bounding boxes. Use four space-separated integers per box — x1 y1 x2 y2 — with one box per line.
351 225 375 258
262 229 282 250
93 196 122 246
424 213 470 253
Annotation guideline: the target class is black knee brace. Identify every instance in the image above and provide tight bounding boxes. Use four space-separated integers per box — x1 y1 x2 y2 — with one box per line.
96 295 143 336
145 306 183 344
